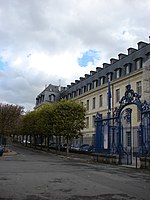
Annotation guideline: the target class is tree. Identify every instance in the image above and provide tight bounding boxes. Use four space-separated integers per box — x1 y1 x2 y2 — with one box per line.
21 110 39 147
17 100 85 155
54 99 86 155
35 104 55 149
20 104 55 148
0 103 24 145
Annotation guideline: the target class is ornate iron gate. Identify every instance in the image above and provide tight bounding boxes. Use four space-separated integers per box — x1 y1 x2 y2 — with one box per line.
95 84 150 165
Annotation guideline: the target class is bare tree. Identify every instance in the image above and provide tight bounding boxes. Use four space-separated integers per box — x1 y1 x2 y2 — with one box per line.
0 103 24 145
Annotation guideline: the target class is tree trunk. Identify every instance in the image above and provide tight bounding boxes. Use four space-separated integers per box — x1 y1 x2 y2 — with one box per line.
34 135 36 149
47 136 50 151
29 135 31 148
12 134 15 143
66 137 70 157
40 134 42 150
25 135 28 147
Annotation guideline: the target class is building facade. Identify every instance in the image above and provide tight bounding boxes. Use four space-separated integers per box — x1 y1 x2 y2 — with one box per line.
35 41 150 146
35 84 66 109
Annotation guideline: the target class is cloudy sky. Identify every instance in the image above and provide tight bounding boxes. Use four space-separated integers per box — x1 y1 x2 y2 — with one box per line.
0 0 149 111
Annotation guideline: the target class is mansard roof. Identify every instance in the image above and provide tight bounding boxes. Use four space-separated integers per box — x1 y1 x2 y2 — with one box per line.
61 41 150 98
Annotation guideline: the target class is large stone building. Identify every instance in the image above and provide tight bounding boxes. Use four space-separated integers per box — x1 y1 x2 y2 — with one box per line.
35 41 150 146
35 84 66 109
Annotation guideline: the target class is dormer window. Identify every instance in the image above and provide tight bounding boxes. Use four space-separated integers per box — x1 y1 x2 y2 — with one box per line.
87 83 92 91
146 52 150 59
135 58 143 70
36 98 39 105
68 93 72 99
49 94 55 102
125 63 131 75
77 88 82 96
83 86 86 93
99 76 105 86
93 80 98 88
115 68 121 79
107 73 113 81
41 95 44 102
72 91 76 98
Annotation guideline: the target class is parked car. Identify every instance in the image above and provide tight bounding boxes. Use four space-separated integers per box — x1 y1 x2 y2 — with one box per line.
79 144 95 153
21 140 30 144
49 142 60 150
70 144 81 152
79 144 90 152
0 145 4 156
60 143 71 151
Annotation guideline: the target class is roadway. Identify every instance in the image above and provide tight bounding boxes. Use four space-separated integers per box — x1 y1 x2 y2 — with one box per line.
0 145 150 200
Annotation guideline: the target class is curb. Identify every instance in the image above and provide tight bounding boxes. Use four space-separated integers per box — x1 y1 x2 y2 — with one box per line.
3 151 17 157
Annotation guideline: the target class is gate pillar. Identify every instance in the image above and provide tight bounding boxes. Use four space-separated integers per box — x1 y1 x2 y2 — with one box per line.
118 116 122 164
95 113 102 153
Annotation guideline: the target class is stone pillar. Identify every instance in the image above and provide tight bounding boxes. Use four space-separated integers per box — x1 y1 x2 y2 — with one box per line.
143 59 150 103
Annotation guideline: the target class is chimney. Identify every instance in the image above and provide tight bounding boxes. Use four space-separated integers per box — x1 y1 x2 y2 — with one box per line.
96 67 102 72
90 70 96 75
67 85 71 88
118 53 127 60
75 80 80 84
85 74 90 79
110 58 118 64
103 63 110 68
80 77 85 81
137 41 148 49
127 47 137 55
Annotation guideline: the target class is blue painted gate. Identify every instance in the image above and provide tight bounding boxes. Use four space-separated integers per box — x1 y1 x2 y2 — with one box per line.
95 84 150 165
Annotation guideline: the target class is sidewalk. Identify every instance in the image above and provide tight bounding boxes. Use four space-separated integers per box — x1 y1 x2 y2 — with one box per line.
1 146 17 157
3 150 17 156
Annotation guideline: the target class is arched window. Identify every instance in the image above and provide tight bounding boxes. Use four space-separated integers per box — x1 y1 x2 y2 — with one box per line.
49 94 55 102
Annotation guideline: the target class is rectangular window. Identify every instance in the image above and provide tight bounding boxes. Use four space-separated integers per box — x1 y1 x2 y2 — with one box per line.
72 91 76 98
136 81 142 96
116 89 120 103
107 73 112 81
84 86 86 93
87 83 92 91
99 95 103 107
86 100 89 111
99 77 104 85
92 115 96 128
146 52 150 59
116 69 121 78
93 80 98 88
93 97 96 109
86 117 89 128
82 87 84 94
135 58 143 70
79 89 82 95
68 93 71 99
125 64 131 75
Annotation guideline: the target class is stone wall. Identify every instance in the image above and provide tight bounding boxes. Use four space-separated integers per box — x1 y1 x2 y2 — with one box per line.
143 59 150 103
140 156 150 169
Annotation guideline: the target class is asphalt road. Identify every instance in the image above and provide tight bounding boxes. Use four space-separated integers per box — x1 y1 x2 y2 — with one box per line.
0 145 150 200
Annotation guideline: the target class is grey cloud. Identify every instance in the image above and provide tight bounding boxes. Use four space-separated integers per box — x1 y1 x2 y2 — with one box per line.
0 65 67 110
0 0 149 55
0 0 150 110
